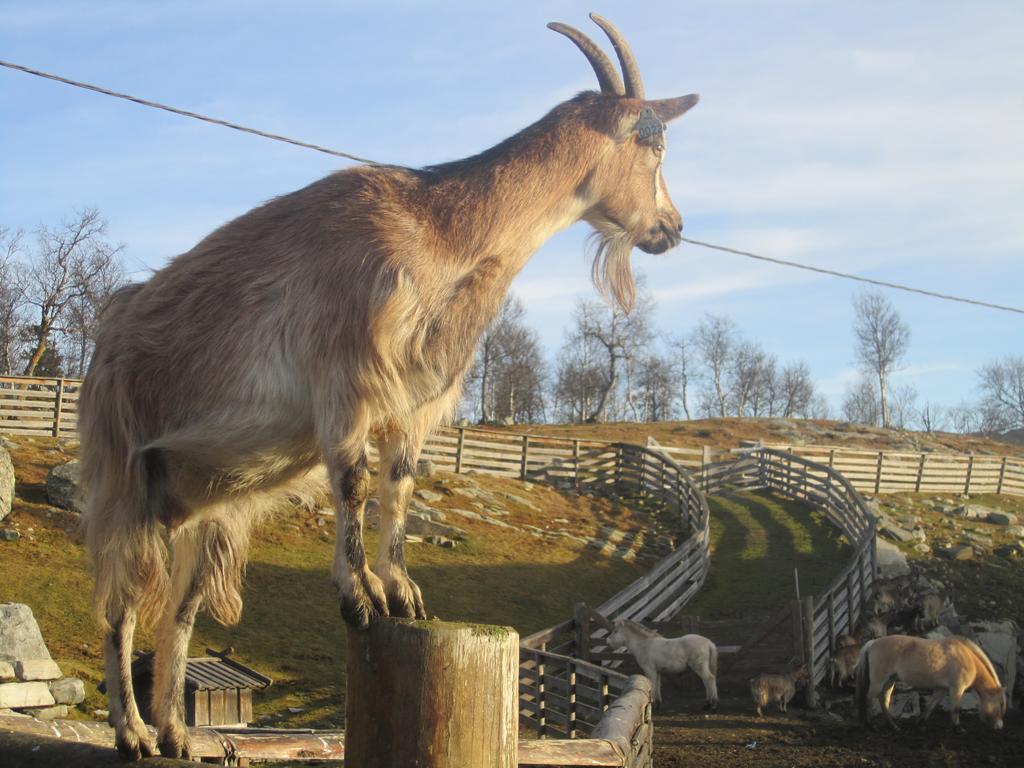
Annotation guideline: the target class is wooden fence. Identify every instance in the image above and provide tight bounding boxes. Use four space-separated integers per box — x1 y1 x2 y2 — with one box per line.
0 376 79 438
755 448 877 696
765 442 1024 497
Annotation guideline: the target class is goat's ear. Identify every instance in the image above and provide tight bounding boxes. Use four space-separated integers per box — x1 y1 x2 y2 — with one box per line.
649 94 699 124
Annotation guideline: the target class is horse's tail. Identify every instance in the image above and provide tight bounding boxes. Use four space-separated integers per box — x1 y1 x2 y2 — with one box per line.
856 639 874 725
710 642 719 677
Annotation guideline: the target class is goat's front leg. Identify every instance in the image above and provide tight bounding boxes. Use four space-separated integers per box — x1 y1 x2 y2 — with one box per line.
374 432 426 619
329 452 388 628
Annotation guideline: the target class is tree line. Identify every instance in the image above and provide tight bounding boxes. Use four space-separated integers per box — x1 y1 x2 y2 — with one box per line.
2 209 1020 438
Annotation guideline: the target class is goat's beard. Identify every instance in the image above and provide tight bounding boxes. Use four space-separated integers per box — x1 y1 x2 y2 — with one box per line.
587 227 637 313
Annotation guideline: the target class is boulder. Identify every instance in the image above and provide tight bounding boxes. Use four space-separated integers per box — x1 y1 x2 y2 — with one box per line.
0 661 14 681
415 489 444 503
405 514 465 539
49 677 85 705
0 681 55 709
875 537 910 578
1006 526 1024 538
987 511 1018 526
951 504 997 520
14 659 61 681
0 604 52 662
0 529 20 541
28 704 68 719
970 620 1018 697
415 459 435 478
0 446 13 522
45 460 82 512
936 544 973 561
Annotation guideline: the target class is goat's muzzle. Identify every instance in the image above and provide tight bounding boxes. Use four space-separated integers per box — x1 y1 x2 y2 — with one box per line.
638 218 682 254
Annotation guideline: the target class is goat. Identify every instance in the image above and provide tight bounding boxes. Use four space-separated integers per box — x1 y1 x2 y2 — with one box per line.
831 643 862 689
750 664 808 717
79 14 700 760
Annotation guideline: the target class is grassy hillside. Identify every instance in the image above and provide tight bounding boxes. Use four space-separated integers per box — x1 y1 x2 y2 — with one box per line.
499 417 1024 457
0 437 651 727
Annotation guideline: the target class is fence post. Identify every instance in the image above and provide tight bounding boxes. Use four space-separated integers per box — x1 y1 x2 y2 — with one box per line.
828 448 835 468
567 660 578 739
346 618 518 767
915 453 926 493
51 378 65 438
802 596 818 708
520 435 529 480
574 603 591 661
573 439 581 490
454 427 465 474
964 455 974 495
535 650 547 737
846 569 857 637
874 451 883 495
997 457 1007 495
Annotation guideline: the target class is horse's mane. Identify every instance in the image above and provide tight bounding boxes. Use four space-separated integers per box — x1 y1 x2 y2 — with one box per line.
956 637 1001 687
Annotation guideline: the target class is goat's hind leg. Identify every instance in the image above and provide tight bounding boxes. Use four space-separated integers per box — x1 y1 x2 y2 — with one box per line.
328 449 388 628
151 524 206 759
374 430 426 619
105 607 156 760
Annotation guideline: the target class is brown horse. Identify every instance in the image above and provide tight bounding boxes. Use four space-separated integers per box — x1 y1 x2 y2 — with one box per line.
856 635 1007 732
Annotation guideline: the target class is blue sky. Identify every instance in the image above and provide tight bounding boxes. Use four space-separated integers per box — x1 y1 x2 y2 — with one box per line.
1 1 1021 412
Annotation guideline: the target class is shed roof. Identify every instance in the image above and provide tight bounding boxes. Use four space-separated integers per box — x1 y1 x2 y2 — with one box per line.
100 649 272 694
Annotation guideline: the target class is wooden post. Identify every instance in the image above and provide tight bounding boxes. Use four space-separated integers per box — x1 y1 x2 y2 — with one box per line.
572 439 580 490
574 603 591 661
828 448 835 468
535 650 547 737
997 457 1007 495
345 618 518 768
964 455 974 495
802 596 818 708
874 451 883 494
915 453 926 493
51 378 65 437
790 600 805 671
454 427 466 474
520 435 529 480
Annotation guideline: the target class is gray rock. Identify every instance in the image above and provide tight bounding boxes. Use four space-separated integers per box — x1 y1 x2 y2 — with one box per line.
0 447 13 522
0 661 14 681
28 704 68 719
426 535 456 548
0 529 19 542
0 681 55 708
0 604 52 662
987 511 1018 526
876 537 910 578
415 459 435 478
1006 526 1024 538
405 514 465 539
45 461 82 512
415 489 444 503
951 503 997 520
970 620 1018 697
879 519 915 543
936 544 973 561
14 659 61 681
49 677 85 705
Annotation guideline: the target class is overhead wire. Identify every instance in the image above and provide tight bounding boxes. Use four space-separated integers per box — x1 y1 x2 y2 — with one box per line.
2 57 1020 315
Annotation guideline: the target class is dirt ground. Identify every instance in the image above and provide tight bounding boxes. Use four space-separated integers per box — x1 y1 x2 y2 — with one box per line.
653 684 1023 768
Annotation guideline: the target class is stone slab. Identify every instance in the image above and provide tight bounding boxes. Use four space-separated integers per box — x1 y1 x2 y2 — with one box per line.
26 703 69 719
0 681 56 708
14 659 61 681
49 676 86 705
875 537 910 578
0 446 12 522
0 661 14 681
0 604 52 662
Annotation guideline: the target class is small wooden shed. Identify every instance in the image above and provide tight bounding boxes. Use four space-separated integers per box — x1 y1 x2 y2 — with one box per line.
102 647 272 727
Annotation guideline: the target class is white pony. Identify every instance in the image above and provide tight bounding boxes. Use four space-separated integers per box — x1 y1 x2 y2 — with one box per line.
607 618 719 709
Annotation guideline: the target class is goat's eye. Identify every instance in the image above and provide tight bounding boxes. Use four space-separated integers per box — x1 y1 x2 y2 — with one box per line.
653 143 665 157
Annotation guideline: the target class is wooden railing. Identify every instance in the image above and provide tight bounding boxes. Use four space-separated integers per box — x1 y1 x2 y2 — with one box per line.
764 442 1024 497
754 448 877 694
0 376 80 438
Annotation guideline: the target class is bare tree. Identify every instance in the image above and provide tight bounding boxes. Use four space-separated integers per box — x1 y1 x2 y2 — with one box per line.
552 333 604 423
778 362 815 418
918 401 946 433
490 323 547 424
16 209 123 376
842 374 881 426
469 295 526 423
888 384 919 431
570 289 653 422
948 402 981 435
852 290 910 428
977 356 1024 431
728 340 772 417
666 333 693 419
693 314 736 418
635 353 676 421
0 227 23 375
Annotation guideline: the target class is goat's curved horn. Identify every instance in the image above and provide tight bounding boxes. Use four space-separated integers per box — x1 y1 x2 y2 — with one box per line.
589 13 645 100
548 21 625 96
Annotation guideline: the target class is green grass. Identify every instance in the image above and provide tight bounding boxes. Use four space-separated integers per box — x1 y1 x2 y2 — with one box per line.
0 438 647 728
681 489 852 622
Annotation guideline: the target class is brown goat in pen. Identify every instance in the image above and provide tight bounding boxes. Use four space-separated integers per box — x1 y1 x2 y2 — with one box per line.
750 664 809 717
80 14 699 761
